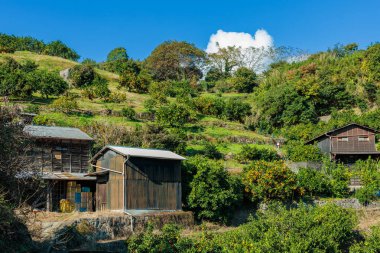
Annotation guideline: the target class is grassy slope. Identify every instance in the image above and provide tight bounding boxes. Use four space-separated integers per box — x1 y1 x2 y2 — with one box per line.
0 51 274 172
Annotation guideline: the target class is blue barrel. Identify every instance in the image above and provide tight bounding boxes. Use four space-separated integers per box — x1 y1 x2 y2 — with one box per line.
75 192 81 203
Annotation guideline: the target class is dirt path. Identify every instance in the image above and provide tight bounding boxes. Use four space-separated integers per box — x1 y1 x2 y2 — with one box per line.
357 208 380 231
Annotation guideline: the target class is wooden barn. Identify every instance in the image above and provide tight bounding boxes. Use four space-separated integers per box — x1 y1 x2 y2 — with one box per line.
88 146 185 212
23 125 96 211
306 123 380 163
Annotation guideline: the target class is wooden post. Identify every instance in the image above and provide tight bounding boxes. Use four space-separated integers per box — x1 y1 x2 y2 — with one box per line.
46 181 53 212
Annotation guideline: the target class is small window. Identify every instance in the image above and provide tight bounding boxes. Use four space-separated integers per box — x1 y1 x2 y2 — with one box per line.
358 136 369 142
53 151 62 160
338 137 348 142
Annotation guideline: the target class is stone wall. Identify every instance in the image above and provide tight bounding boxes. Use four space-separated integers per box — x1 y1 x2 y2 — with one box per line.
34 211 194 252
314 199 380 209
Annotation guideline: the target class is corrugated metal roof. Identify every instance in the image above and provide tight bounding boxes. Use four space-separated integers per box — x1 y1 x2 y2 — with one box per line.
24 125 93 141
94 145 186 161
42 172 96 180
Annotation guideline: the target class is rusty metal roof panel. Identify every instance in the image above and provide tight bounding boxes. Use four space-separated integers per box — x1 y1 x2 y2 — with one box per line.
24 125 93 141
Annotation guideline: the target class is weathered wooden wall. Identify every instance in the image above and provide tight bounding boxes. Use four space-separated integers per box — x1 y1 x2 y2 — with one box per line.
96 151 124 211
125 157 181 210
29 139 91 173
330 125 376 153
94 152 182 211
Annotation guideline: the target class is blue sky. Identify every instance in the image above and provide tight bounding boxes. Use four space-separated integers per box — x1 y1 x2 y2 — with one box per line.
1 0 380 61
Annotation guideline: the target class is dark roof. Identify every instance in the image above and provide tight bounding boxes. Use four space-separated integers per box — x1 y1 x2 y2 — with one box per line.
90 145 186 163
23 125 93 141
306 123 378 144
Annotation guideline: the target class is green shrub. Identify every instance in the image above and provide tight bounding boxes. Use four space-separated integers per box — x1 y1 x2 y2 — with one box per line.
43 40 80 61
24 104 40 114
156 103 196 127
297 168 332 197
185 156 243 223
232 67 258 93
223 98 251 122
243 161 302 202
285 140 322 162
356 186 378 205
32 115 53 125
322 160 351 198
202 143 223 159
121 107 136 120
127 223 183 253
194 95 226 117
350 226 380 253
105 91 127 103
34 70 68 98
69 64 95 87
50 96 78 114
236 145 279 163
212 203 357 252
353 159 380 204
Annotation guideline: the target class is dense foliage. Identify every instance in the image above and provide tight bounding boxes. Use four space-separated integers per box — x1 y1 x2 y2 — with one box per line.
127 204 362 253
0 33 79 60
252 43 380 132
243 161 302 202
183 157 243 223
0 57 68 98
146 41 205 81
352 159 380 205
236 145 279 163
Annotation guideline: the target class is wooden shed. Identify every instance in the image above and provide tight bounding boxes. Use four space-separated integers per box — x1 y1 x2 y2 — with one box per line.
88 146 185 212
306 123 380 163
23 125 96 211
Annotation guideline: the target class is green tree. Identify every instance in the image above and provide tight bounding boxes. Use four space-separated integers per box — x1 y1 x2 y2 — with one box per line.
0 57 37 97
107 47 128 62
297 168 332 197
185 156 243 223
232 67 258 93
43 40 80 61
207 46 241 76
51 96 79 114
156 103 196 127
243 161 302 202
33 70 68 98
236 145 279 163
146 41 205 81
69 64 95 87
119 66 151 93
224 98 251 122
363 43 380 82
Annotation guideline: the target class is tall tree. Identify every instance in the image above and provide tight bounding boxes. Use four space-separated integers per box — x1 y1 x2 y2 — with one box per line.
43 40 80 61
146 41 206 81
207 46 242 77
107 47 128 62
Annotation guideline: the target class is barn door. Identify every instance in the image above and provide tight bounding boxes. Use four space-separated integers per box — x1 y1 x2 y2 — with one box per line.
97 183 107 211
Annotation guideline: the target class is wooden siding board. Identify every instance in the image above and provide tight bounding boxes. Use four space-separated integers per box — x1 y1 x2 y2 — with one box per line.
330 126 377 153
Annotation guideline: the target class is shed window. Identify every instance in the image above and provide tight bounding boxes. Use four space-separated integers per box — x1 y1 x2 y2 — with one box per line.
358 136 369 142
53 151 62 160
338 137 348 142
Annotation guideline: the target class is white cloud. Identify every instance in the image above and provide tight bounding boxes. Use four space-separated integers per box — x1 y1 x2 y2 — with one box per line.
206 29 274 54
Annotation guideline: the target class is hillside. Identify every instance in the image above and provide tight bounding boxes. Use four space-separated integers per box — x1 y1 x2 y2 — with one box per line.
0 51 273 172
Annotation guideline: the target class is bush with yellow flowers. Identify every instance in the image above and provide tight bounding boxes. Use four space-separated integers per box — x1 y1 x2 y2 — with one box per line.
242 160 303 202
